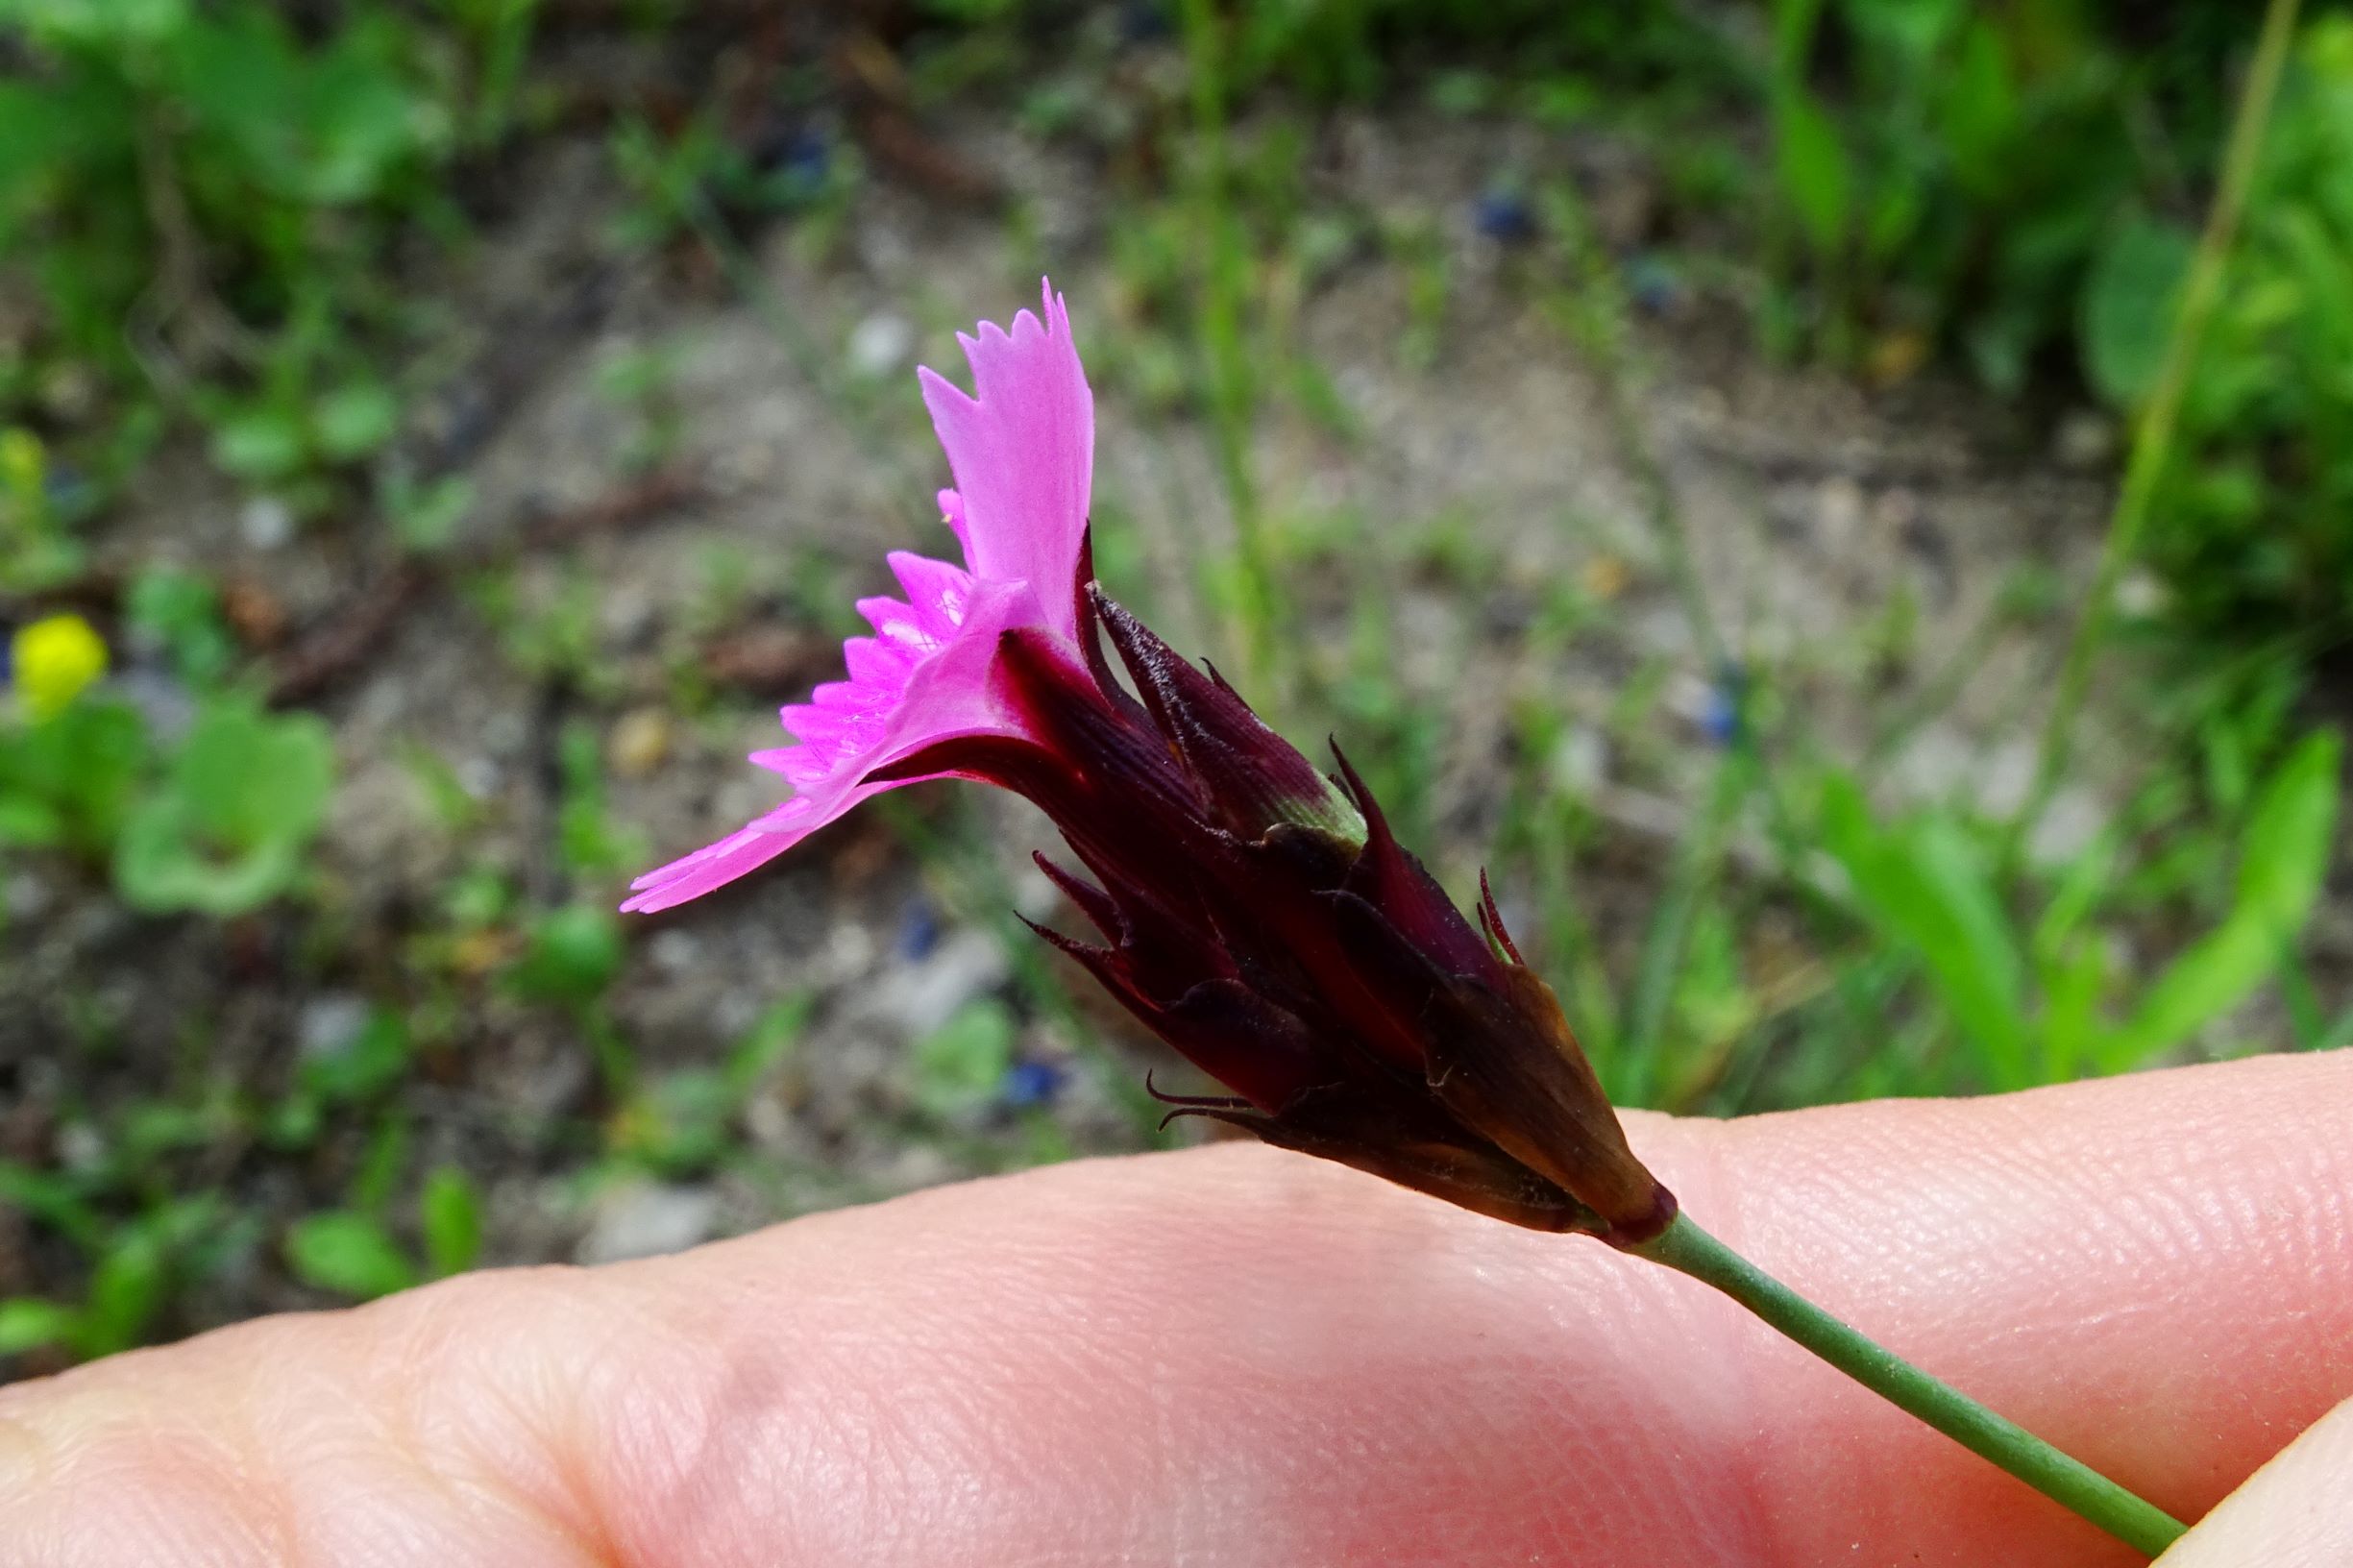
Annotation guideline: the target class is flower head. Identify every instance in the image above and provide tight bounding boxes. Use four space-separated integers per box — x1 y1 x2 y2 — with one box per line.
630 283 1673 1242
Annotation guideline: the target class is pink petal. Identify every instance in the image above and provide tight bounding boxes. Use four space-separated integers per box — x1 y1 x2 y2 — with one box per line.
938 488 972 559
623 821 801 913
840 637 912 689
917 281 1092 639
630 285 1106 915
624 577 1064 912
887 551 975 636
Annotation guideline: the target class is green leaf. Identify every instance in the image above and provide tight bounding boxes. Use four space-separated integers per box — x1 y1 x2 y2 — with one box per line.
1775 92 1852 257
388 473 474 554
505 903 625 1005
0 698 152 856
80 1232 166 1356
112 701 334 915
299 1006 411 1105
210 408 308 482
312 381 401 461
185 704 335 843
2238 734 2343 924
5 0 189 48
116 805 305 914
0 793 64 846
2080 214 2194 409
419 1168 483 1279
1842 0 1964 61
0 1297 80 1358
1821 775 2031 1086
612 1069 733 1173
126 566 238 685
911 997 1016 1119
2032 833 2120 964
285 1212 418 1300
724 994 808 1094
2107 732 2342 1066
0 1160 104 1249
1940 20 2018 196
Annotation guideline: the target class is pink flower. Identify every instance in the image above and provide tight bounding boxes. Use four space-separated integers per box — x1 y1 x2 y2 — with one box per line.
626 283 1672 1245
623 282 1094 914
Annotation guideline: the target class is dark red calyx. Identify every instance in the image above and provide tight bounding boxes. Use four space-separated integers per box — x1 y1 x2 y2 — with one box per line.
1090 588 1365 843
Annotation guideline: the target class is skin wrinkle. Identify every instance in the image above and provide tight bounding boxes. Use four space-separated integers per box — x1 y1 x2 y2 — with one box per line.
45 1422 278 1568
594 1211 1160 1566
377 1272 627 1567
610 1303 858 1565
286 1279 613 1566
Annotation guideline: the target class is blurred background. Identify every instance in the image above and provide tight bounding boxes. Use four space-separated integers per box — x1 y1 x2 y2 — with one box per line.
3 0 2349 1375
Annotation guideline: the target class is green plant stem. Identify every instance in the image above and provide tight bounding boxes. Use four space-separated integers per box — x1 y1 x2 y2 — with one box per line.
2016 0 2302 858
1175 0 1279 692
1632 1214 2186 1558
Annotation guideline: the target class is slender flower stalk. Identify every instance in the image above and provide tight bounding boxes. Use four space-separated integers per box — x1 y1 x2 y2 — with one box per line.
1635 1217 2187 1558
631 284 2190 1559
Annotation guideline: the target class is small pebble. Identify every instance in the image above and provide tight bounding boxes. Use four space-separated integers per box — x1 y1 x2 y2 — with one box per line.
5 871 52 924
601 587 658 647
577 1181 720 1265
847 313 916 380
56 1122 106 1175
1548 726 1608 796
239 496 295 551
1814 476 1867 551
647 928 702 976
876 928 1009 1040
2028 788 2108 868
607 708 671 780
456 755 502 800
2053 409 2117 472
298 993 370 1061
2116 569 2169 620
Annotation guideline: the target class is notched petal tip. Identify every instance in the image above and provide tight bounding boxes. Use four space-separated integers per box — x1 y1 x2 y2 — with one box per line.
917 287 1094 625
622 821 800 914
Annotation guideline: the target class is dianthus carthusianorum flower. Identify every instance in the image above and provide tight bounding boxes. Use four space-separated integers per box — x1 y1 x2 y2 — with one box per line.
629 282 1673 1244
627 284 2198 1559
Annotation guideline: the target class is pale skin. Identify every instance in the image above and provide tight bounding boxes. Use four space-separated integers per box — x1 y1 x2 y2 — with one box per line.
3 1052 2349 1566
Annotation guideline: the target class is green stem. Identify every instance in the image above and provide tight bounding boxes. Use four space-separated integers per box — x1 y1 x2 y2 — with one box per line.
1632 1213 2186 1559
1176 0 1278 692
2015 0 2302 857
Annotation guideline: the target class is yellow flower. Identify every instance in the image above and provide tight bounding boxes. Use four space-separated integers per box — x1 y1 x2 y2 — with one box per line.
11 612 109 721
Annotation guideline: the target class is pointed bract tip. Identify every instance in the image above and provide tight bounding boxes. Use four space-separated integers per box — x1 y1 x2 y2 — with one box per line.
1327 741 1393 849
1478 870 1527 967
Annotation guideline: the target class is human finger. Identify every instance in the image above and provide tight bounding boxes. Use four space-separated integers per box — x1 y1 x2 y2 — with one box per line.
2 1049 2348 1566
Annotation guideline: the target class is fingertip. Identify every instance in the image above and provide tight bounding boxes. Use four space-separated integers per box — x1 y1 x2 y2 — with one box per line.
2157 1395 2353 1565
